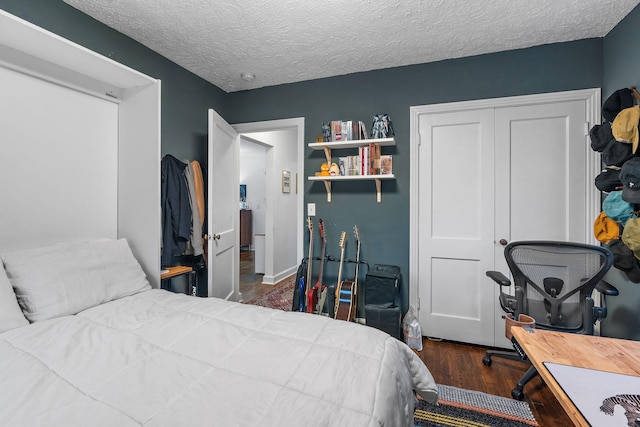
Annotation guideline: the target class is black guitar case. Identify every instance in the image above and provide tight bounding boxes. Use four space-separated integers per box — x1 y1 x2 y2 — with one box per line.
291 257 308 311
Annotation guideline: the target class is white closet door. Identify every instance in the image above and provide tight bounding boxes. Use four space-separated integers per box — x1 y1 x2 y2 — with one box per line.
417 109 497 346
416 96 590 347
492 99 587 347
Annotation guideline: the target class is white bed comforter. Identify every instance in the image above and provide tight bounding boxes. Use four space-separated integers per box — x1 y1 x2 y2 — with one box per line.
0 289 437 427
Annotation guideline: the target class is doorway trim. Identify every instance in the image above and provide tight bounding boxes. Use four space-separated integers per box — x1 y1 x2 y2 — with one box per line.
408 88 601 312
233 117 305 282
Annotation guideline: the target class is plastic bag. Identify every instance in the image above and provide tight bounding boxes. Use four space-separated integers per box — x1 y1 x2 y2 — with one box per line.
402 307 423 351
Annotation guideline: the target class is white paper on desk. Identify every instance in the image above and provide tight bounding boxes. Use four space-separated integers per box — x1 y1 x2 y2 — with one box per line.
543 362 640 427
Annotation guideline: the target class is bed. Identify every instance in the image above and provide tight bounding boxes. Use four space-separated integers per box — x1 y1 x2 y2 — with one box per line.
0 238 438 427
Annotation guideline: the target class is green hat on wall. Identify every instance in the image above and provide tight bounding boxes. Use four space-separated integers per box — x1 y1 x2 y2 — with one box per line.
622 217 640 260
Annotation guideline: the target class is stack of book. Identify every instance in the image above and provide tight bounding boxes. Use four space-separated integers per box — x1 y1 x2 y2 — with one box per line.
330 120 368 142
337 143 393 176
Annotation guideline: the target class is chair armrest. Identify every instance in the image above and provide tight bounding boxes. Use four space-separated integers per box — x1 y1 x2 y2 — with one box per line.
486 271 511 287
595 280 619 297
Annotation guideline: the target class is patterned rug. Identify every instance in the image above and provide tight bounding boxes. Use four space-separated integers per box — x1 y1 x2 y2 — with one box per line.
414 384 539 427
243 275 295 311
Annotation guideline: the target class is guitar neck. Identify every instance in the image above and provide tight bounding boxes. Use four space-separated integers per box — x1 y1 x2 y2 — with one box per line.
306 220 313 295
354 240 361 285
315 241 326 286
336 247 345 287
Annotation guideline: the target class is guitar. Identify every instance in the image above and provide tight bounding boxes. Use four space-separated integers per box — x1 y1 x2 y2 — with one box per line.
305 217 318 313
304 217 313 313
311 219 327 314
333 231 348 319
349 225 361 322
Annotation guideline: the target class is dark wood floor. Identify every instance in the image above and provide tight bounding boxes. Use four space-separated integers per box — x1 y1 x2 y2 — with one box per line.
239 249 290 301
416 338 571 427
239 250 570 427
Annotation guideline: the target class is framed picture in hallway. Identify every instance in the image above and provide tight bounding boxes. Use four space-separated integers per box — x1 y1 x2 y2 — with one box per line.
282 170 291 193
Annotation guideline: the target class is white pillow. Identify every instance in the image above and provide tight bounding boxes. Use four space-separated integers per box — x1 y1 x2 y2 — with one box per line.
0 261 29 333
2 238 151 323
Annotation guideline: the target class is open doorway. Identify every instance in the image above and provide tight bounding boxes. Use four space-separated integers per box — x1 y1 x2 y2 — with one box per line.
234 117 305 301
239 136 268 300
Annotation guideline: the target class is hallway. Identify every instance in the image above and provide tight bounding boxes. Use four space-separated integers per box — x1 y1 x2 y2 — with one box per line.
240 249 292 301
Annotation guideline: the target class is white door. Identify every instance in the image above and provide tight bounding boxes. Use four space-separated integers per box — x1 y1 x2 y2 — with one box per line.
417 108 497 346
207 109 240 300
413 91 598 347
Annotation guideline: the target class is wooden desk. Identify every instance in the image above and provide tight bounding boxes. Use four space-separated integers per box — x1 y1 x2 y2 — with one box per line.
161 265 196 296
511 327 640 426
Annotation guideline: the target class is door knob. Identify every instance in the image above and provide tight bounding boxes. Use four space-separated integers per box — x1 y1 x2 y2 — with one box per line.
212 233 221 240
499 239 508 246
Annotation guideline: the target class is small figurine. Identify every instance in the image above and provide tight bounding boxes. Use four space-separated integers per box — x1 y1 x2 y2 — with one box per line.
371 114 395 139
322 122 331 142
329 162 340 176
319 163 330 176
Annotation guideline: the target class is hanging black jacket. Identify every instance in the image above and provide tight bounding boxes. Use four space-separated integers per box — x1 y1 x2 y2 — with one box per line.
161 154 192 266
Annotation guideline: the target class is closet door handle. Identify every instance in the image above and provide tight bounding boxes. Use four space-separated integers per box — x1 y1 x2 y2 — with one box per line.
499 239 508 246
212 233 221 241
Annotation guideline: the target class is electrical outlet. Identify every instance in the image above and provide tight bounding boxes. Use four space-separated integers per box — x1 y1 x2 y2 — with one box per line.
307 203 316 216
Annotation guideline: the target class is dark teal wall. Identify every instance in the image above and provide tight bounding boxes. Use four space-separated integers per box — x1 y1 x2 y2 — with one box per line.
0 0 228 163
2 0 618 314
600 3 640 340
228 40 604 313
603 3 640 98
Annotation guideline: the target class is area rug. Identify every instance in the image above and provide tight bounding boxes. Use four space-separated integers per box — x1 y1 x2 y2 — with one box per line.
414 384 539 427
243 276 295 311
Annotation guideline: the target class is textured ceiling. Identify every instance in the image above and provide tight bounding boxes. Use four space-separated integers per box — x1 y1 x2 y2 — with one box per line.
63 0 640 93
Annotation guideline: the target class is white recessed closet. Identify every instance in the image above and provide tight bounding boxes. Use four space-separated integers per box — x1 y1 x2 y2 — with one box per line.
0 10 161 288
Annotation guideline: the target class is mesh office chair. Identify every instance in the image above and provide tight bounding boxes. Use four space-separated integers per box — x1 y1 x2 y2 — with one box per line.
483 241 618 400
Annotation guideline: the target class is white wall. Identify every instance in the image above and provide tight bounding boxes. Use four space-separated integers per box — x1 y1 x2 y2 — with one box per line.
239 138 267 244
242 128 299 283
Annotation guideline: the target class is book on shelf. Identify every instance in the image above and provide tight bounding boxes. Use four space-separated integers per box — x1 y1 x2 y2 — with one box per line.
350 142 382 175
327 119 370 142
380 155 392 175
341 121 353 141
331 120 342 142
358 121 367 140
338 157 347 176
347 155 359 176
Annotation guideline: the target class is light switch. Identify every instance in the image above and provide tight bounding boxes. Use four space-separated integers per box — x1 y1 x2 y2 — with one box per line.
307 203 316 216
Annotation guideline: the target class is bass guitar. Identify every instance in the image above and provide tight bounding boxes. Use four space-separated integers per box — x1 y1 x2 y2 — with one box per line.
310 219 327 314
333 231 348 319
304 217 313 313
349 225 361 322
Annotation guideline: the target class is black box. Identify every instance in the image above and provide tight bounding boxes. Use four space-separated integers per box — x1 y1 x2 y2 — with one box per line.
364 264 401 308
365 305 402 340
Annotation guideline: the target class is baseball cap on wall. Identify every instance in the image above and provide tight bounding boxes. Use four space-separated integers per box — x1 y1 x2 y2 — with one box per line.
589 122 613 152
594 211 620 243
603 190 636 226
606 239 640 282
595 167 622 193
603 88 635 123
620 157 640 204
622 217 640 261
612 106 640 154
602 139 633 167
